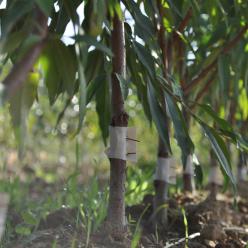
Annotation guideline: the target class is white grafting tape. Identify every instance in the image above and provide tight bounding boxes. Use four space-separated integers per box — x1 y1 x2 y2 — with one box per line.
237 166 247 181
126 127 137 162
209 166 223 185
184 154 194 176
107 126 127 161
106 126 137 162
154 157 176 184
0 193 9 240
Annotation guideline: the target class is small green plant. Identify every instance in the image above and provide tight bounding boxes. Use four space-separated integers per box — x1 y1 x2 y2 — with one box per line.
131 204 150 248
181 208 189 248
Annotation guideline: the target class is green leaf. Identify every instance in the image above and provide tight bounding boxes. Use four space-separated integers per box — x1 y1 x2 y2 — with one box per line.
76 59 87 134
123 0 155 42
0 0 34 36
39 40 77 104
9 71 39 157
39 45 61 104
54 41 77 96
15 225 31 236
133 41 155 78
126 48 152 123
164 91 194 159
116 73 129 100
147 79 171 153
0 30 26 54
95 74 111 146
201 123 236 186
86 75 105 104
198 104 233 132
35 0 54 16
22 211 38 226
85 50 104 83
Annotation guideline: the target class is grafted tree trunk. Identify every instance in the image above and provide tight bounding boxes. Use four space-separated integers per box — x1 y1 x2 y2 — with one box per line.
153 128 170 227
182 110 195 192
106 13 128 236
152 0 171 228
209 149 218 199
237 152 247 182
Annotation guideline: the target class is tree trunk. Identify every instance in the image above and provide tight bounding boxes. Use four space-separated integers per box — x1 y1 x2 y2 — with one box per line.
153 131 170 228
106 13 128 236
209 149 218 199
182 109 195 192
152 0 171 229
237 152 247 182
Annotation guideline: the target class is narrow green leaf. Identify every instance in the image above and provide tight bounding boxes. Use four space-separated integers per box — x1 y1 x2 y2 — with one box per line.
133 41 155 78
198 104 233 132
35 0 54 16
164 91 194 159
8 71 39 157
95 74 111 146
201 123 236 186
76 60 87 134
147 79 171 153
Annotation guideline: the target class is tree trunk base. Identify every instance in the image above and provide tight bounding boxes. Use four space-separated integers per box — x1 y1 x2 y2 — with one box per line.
208 183 218 200
183 174 195 193
107 158 127 238
151 180 169 231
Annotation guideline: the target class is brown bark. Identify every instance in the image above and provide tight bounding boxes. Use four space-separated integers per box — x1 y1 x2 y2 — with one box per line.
151 0 171 229
209 149 218 199
153 136 170 228
181 109 195 192
107 13 128 236
183 25 248 95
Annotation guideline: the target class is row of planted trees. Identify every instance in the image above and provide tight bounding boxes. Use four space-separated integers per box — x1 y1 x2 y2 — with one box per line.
0 0 247 239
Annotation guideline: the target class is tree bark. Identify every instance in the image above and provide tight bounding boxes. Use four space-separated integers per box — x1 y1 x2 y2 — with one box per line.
182 109 195 192
106 13 128 236
152 0 171 228
237 152 247 182
153 130 170 228
209 149 218 199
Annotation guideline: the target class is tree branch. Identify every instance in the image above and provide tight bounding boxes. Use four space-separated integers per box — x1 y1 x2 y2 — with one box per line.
190 70 217 109
183 24 248 94
178 8 193 33
183 59 217 94
223 24 248 54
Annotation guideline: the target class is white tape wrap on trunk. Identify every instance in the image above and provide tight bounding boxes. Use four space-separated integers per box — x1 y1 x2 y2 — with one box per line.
209 166 223 185
154 157 176 184
106 126 137 162
0 193 9 240
126 127 137 162
237 166 247 181
184 154 194 176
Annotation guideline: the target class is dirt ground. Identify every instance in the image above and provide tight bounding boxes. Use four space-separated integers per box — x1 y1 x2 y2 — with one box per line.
5 181 248 248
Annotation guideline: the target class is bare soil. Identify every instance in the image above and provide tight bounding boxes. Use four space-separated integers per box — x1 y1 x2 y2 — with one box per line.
5 182 248 248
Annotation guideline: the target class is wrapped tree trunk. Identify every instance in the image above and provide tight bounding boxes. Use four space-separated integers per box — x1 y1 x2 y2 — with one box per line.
208 149 223 199
106 13 128 236
182 110 195 192
209 149 218 199
152 0 172 228
237 152 247 182
153 129 170 227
